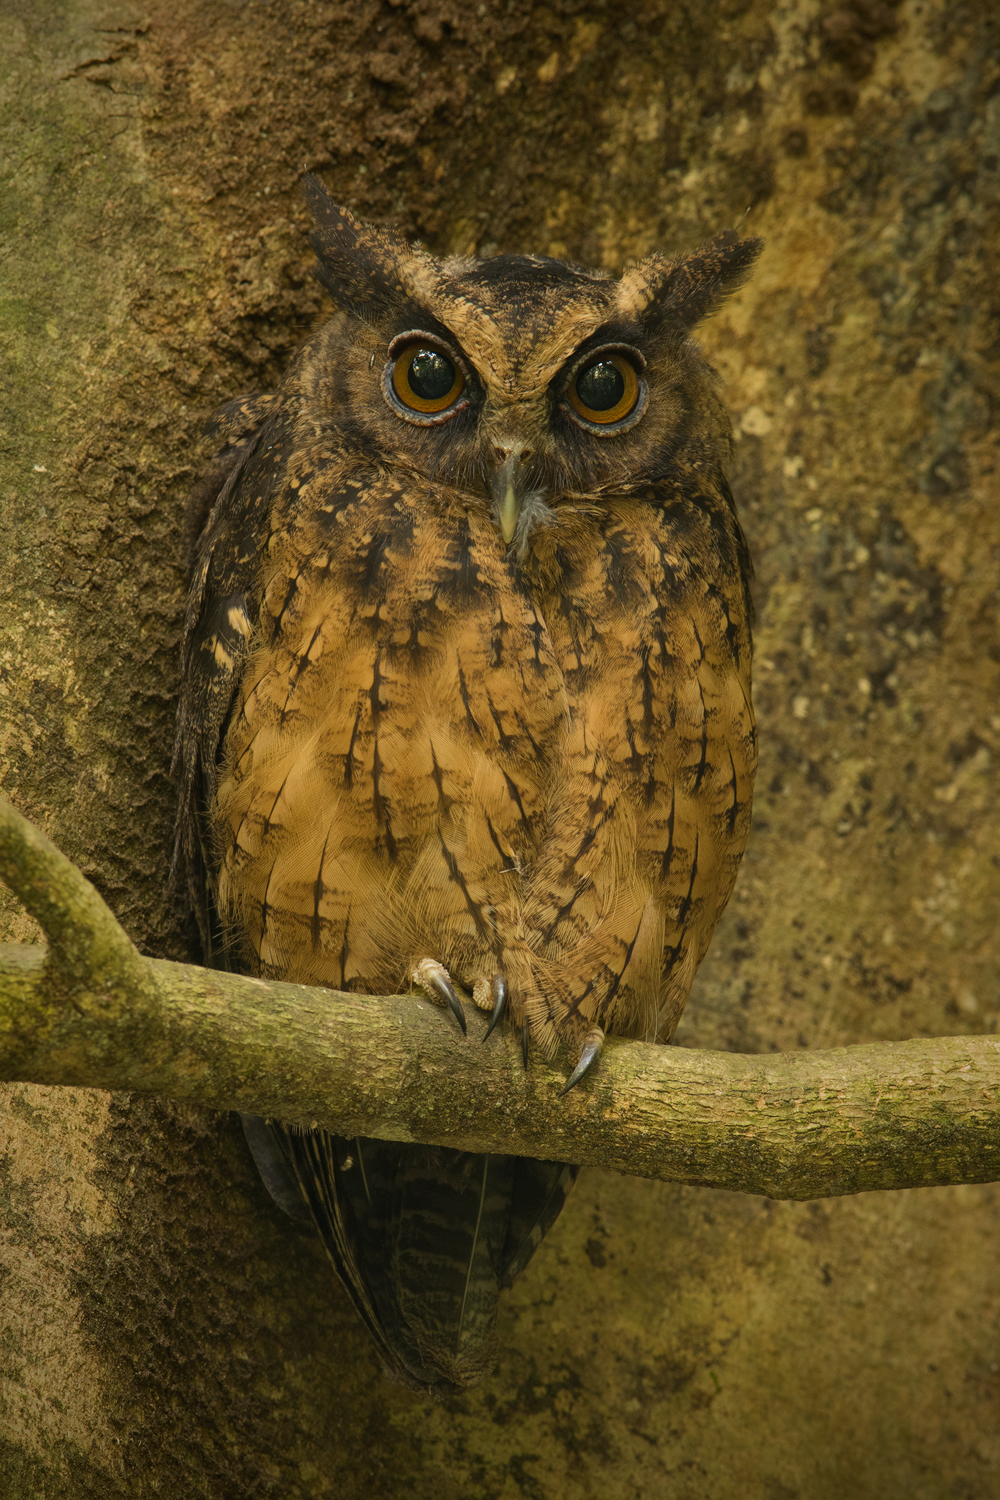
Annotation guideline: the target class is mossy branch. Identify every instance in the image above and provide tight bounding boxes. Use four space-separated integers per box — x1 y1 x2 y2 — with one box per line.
1 795 998 1201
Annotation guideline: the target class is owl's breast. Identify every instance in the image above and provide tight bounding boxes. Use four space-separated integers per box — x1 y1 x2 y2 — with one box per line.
212 476 569 987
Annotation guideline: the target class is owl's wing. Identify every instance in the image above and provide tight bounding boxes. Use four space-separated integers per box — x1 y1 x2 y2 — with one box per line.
522 481 756 1053
171 394 280 959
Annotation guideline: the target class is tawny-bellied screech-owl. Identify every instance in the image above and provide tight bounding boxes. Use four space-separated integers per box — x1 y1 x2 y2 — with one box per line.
174 177 760 1394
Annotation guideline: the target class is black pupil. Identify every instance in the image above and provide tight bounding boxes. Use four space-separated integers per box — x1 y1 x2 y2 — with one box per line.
407 348 455 401
576 359 625 412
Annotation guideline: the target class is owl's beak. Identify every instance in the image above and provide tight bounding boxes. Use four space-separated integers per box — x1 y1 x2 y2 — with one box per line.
491 443 532 546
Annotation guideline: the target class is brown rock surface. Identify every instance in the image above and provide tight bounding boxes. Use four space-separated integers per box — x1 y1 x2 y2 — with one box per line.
1 0 997 1494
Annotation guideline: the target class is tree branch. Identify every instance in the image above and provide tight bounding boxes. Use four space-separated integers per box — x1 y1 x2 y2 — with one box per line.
2 795 998 1201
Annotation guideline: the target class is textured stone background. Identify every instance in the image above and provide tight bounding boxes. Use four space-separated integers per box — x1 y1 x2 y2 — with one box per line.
1 0 998 1494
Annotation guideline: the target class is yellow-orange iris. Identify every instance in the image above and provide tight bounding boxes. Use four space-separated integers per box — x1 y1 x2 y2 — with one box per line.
568 353 640 426
391 343 465 414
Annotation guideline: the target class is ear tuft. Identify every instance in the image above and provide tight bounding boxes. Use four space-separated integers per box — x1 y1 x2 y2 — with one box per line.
301 174 413 317
621 231 763 337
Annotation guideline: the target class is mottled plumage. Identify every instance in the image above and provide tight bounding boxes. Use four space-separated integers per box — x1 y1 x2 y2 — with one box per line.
174 179 760 1393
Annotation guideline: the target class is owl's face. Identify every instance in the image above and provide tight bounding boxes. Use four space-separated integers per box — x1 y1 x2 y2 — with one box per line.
298 179 760 550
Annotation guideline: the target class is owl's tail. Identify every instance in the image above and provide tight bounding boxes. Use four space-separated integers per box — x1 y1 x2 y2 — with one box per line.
242 1117 576 1394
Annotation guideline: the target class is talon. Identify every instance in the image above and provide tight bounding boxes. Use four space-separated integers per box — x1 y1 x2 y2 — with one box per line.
483 974 507 1042
430 971 467 1035
522 1017 530 1071
559 1026 605 1096
412 958 467 1035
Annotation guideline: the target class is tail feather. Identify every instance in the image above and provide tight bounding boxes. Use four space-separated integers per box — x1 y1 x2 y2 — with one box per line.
242 1116 576 1393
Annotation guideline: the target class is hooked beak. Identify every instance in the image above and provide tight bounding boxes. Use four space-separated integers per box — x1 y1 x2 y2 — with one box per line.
491 442 533 546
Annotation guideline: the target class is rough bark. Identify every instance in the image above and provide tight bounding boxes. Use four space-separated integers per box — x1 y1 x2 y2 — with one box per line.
2 0 999 1497
3 797 1000 1201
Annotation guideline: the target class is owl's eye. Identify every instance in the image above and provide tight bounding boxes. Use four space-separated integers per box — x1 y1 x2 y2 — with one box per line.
568 352 641 427
391 342 465 415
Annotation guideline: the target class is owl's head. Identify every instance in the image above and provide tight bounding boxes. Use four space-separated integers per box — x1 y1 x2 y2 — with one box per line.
299 177 761 550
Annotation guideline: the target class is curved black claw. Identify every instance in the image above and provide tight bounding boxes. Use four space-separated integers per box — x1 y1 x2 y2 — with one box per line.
429 972 467 1036
483 974 508 1042
559 1027 605 1096
521 1017 530 1072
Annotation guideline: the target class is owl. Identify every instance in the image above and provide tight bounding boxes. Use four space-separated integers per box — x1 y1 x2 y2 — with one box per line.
173 178 760 1394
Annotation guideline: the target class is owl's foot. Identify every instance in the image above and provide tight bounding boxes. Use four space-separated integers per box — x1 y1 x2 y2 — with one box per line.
411 958 466 1036
559 1026 605 1096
